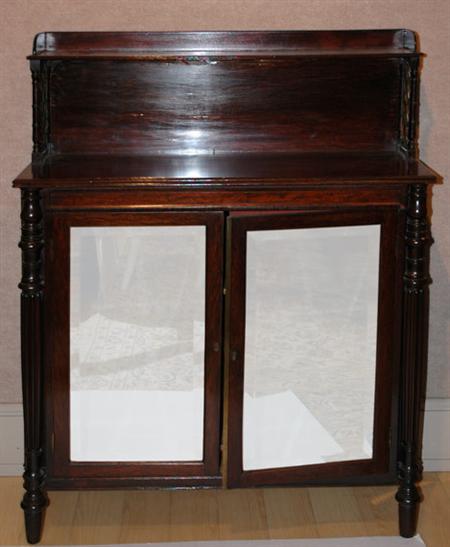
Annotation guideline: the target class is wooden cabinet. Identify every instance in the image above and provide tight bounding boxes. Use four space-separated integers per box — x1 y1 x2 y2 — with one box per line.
13 30 439 543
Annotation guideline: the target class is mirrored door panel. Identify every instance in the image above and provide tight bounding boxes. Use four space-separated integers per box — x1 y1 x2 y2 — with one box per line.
244 225 379 470
48 212 223 482
70 226 206 462
227 209 399 486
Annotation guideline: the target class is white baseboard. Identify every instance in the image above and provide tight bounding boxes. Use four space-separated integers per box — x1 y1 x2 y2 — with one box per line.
1 399 449 476
422 398 450 471
0 404 23 476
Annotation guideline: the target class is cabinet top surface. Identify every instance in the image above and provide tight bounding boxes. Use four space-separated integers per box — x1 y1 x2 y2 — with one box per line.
13 152 437 188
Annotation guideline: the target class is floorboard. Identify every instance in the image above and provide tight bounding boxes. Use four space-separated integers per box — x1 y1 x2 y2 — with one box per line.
0 473 448 546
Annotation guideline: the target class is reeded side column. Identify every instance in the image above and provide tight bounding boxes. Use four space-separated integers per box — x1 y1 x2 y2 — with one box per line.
19 189 48 544
396 183 432 538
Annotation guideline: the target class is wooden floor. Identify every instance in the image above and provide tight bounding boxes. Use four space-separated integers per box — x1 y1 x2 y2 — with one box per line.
0 473 449 546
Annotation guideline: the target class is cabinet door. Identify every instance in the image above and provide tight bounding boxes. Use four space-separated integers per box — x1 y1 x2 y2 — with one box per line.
46 211 223 486
226 208 402 487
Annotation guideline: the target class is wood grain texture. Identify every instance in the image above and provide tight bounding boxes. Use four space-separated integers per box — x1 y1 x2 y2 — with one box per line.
13 152 437 188
43 185 408 212
13 30 441 543
21 30 424 163
226 208 401 488
30 30 418 56
44 211 224 484
45 58 402 156
1 473 449 545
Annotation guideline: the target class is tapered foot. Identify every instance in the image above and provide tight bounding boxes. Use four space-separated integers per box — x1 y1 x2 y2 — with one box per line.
398 500 419 538
396 479 420 538
23 507 45 544
21 479 48 544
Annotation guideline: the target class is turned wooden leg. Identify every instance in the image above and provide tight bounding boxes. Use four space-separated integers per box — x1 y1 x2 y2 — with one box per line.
396 184 431 538
19 189 48 544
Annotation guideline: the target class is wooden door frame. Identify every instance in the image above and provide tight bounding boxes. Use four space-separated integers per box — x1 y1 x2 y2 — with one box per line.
44 210 224 488
226 207 403 488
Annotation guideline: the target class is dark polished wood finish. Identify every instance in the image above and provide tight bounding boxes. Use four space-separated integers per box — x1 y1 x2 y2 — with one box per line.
41 58 403 156
19 189 48 544
396 184 432 537
14 152 436 188
45 211 224 483
29 29 418 57
226 208 401 488
13 31 440 543
24 30 422 164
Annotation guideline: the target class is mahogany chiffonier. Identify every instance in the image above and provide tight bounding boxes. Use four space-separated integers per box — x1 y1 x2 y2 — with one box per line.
13 30 439 543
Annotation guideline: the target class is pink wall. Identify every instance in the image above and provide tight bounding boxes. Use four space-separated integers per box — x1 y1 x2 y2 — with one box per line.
1 0 449 401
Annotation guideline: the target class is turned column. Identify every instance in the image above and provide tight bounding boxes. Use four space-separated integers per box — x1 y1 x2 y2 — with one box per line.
19 188 48 544
396 183 432 537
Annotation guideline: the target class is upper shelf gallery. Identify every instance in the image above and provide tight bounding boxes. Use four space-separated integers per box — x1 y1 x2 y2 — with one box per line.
17 29 434 186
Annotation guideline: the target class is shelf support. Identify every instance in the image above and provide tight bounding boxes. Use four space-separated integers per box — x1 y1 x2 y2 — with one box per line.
399 57 420 159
